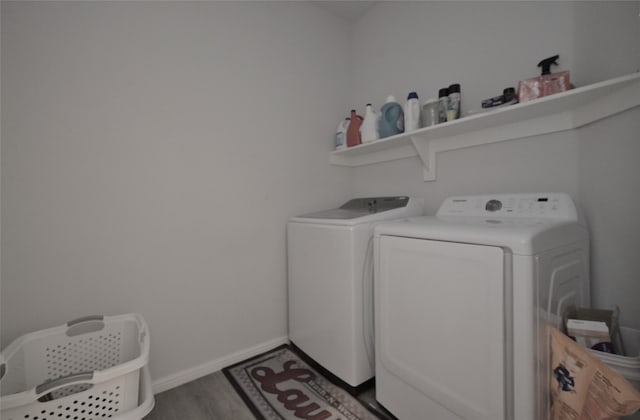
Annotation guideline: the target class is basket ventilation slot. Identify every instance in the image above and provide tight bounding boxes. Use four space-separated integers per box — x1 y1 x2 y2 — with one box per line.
14 385 121 420
45 333 123 381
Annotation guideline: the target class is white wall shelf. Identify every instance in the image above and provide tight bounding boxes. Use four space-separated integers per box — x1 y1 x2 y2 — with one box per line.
330 72 640 181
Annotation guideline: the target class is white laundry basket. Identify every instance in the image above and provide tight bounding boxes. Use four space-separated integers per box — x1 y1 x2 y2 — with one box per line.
112 365 154 420
591 326 640 389
0 313 150 420
591 326 640 420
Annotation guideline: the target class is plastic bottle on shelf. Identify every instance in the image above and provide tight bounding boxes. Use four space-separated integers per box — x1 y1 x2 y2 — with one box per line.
404 92 420 132
335 117 350 150
421 98 439 128
379 96 404 138
360 104 380 143
438 88 449 123
447 83 461 121
346 109 364 147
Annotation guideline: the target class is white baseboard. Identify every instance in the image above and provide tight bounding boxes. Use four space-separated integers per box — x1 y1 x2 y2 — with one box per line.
151 335 289 394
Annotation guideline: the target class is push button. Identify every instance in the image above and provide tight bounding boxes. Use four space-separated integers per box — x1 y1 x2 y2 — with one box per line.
485 199 502 212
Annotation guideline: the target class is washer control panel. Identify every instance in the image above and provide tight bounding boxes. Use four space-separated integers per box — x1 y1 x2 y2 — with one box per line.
437 193 579 221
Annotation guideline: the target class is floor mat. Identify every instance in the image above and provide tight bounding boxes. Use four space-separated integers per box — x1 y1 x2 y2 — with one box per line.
223 344 381 420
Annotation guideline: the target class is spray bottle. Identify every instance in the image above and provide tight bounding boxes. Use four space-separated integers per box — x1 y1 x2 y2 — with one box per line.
518 55 571 102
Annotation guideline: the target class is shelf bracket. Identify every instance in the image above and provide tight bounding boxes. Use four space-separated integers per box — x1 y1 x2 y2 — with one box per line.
410 135 436 181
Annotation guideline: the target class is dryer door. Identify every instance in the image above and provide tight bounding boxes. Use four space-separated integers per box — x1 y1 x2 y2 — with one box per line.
377 236 505 420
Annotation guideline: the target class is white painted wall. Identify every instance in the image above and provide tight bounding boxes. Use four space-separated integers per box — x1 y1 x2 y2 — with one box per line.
573 1 640 328
348 1 640 328
572 1 640 86
578 109 640 331
1 1 352 383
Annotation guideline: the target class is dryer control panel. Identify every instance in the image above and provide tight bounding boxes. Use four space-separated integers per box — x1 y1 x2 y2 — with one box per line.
437 193 579 221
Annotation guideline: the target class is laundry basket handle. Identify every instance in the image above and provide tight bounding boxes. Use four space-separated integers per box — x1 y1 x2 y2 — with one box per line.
35 371 94 395
66 315 105 336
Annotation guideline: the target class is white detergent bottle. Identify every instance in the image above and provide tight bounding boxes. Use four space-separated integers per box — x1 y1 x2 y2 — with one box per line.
360 103 380 143
404 91 420 132
335 117 350 150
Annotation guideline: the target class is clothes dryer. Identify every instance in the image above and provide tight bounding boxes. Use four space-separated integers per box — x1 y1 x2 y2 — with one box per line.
288 196 423 388
374 193 590 420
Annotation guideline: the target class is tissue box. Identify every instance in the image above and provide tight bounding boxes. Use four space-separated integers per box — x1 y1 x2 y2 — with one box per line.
518 71 570 102
567 319 614 353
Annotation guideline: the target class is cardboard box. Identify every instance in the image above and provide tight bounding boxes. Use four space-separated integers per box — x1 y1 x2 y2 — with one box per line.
567 319 612 352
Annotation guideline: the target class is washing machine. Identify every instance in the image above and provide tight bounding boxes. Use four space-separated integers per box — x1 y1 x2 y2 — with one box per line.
374 193 590 420
287 196 423 388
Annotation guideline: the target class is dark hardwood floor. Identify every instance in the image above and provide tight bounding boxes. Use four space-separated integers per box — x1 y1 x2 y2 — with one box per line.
145 371 255 420
144 369 388 419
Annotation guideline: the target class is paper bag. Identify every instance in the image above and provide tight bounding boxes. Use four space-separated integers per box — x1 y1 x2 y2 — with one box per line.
550 326 640 419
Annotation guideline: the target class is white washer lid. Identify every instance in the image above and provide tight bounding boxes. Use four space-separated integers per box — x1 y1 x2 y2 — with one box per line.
290 196 423 226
